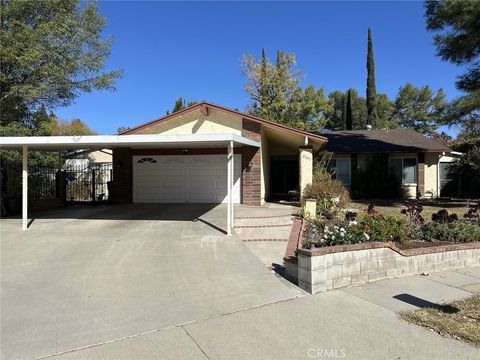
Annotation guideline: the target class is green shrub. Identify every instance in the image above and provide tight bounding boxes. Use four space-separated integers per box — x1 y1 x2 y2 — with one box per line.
362 214 409 243
316 197 340 219
303 220 367 248
352 154 406 199
302 165 350 209
412 221 480 243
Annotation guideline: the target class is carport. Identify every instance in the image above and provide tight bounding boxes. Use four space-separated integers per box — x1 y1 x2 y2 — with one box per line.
0 133 260 235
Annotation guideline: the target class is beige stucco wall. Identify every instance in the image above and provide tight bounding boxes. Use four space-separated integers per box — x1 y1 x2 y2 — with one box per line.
132 108 243 135
425 152 440 198
89 149 112 164
299 148 313 197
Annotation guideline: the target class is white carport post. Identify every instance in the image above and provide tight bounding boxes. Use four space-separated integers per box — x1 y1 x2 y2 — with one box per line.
22 145 28 230
227 140 234 235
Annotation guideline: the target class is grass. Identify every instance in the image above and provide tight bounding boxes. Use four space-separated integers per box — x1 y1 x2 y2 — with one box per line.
348 199 471 222
400 295 480 347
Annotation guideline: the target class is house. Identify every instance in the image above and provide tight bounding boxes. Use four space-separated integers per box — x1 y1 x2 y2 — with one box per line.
64 149 113 168
316 128 453 198
112 102 327 205
63 149 113 202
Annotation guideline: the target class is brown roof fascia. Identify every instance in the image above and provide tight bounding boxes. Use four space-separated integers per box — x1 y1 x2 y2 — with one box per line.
120 101 328 143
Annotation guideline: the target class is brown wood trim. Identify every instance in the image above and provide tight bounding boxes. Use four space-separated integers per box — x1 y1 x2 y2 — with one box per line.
131 148 242 155
120 101 328 143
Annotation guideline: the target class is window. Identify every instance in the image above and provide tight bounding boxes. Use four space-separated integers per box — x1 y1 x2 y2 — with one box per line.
389 157 417 184
327 158 351 185
137 157 157 164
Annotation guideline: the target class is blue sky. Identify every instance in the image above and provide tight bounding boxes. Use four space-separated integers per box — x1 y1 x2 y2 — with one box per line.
55 1 464 136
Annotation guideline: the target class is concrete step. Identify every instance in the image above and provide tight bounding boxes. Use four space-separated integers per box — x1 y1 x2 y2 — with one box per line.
235 226 292 240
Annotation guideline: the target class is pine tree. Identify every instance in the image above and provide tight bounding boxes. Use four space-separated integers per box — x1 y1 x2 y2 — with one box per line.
259 48 268 117
366 27 377 126
342 92 348 130
345 89 353 130
172 97 185 113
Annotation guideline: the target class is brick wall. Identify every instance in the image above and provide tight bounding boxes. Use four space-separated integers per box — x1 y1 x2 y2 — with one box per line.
242 119 261 205
350 153 358 192
111 148 132 204
418 152 425 198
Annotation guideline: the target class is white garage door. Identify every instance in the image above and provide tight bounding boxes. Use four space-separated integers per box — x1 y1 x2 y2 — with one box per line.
133 155 241 203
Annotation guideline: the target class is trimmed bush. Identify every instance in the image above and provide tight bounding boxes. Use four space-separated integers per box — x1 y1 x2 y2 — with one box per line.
302 165 350 209
362 214 409 243
412 220 480 243
352 154 406 199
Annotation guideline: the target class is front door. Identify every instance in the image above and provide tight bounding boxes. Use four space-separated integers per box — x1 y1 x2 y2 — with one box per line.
270 156 299 199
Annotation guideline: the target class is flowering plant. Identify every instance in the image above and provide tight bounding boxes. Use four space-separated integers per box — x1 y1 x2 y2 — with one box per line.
317 221 367 247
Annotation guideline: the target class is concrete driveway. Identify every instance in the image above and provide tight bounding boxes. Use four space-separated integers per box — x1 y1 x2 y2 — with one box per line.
0 204 298 359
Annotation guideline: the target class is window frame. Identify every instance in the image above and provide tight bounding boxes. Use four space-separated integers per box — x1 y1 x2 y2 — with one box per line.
328 157 351 186
389 156 417 186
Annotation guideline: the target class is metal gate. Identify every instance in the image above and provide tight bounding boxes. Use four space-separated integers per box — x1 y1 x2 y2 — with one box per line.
65 164 113 204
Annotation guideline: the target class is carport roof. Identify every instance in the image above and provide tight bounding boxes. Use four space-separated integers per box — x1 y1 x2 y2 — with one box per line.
0 133 260 151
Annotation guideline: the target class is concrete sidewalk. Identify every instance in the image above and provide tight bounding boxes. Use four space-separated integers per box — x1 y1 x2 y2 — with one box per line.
45 267 480 360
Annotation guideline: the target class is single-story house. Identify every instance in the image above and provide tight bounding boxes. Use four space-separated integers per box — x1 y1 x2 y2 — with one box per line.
316 128 454 198
0 101 327 232
64 149 113 168
114 102 327 205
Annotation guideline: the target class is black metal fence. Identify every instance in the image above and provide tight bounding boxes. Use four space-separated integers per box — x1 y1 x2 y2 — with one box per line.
65 163 113 203
1 161 113 215
1 163 59 199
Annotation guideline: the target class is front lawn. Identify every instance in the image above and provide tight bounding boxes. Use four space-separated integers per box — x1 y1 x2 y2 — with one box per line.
400 295 480 347
348 199 471 222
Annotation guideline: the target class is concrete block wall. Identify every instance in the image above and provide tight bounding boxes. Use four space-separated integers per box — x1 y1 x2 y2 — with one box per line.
297 244 480 294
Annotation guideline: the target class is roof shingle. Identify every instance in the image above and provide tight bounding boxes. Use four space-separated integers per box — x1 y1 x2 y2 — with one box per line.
316 128 450 153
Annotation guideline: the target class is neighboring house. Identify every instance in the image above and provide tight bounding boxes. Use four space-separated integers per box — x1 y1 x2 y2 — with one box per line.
64 149 113 168
113 102 327 205
64 149 113 202
317 129 454 198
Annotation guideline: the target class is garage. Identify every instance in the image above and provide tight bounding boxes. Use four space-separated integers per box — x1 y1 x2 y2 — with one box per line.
132 154 242 203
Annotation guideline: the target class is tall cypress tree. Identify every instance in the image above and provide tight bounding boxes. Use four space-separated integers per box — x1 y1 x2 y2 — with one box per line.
259 49 268 116
366 27 377 126
345 89 353 130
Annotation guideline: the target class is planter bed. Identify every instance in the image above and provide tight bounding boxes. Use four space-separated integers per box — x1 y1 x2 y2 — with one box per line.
284 218 480 294
295 241 480 294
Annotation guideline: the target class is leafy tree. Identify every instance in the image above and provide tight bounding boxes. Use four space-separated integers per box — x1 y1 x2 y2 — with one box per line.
425 0 480 129
392 83 447 135
241 50 331 129
431 131 453 147
345 89 353 130
326 91 346 130
0 0 122 126
376 93 394 129
242 50 301 122
324 89 369 130
1 109 96 166
366 27 377 126
449 136 480 197
283 85 332 130
348 89 368 130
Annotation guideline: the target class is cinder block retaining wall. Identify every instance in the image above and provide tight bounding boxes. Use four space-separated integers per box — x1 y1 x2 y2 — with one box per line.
296 242 480 294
